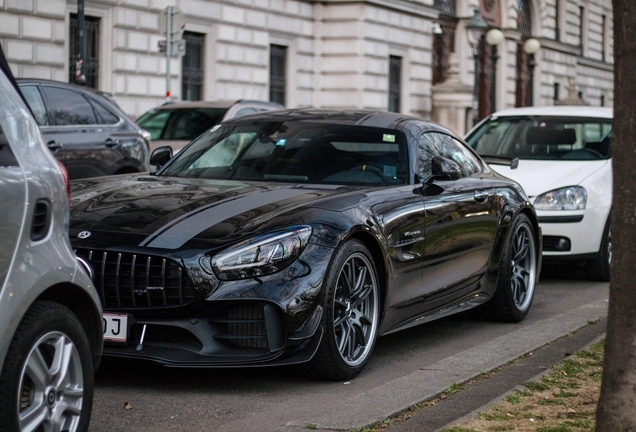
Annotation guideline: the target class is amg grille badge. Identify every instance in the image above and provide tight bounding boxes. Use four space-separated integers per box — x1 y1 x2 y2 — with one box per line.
135 286 165 296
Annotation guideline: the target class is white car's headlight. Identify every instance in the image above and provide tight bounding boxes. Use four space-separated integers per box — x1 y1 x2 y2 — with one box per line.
209 226 312 281
534 186 587 210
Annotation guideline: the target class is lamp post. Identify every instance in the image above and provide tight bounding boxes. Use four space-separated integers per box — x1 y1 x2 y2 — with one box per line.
523 38 541 106
485 28 504 113
466 8 488 125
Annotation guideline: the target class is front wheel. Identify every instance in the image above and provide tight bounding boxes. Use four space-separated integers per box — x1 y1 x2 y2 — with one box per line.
487 214 538 322
0 301 95 432
300 240 380 380
585 219 611 282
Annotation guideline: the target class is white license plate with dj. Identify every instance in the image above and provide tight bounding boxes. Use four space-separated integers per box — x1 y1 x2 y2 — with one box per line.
103 313 128 343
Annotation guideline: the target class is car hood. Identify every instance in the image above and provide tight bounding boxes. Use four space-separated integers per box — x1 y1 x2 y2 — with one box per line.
70 174 361 251
487 159 610 198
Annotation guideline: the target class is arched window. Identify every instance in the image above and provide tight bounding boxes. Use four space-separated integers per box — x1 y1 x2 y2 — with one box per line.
432 0 458 85
515 0 535 106
517 0 532 38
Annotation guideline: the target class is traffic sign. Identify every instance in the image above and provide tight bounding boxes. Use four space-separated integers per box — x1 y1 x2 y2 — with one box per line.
158 7 185 36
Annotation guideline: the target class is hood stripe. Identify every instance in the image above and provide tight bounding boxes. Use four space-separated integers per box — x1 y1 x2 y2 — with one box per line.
141 188 309 249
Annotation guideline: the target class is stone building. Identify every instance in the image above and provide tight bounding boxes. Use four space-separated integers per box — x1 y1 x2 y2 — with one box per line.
0 0 613 135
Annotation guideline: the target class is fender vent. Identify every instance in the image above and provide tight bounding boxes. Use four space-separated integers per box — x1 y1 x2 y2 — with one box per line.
31 200 51 241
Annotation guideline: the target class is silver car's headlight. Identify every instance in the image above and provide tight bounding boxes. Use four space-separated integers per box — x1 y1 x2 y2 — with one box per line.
534 186 587 210
209 226 312 281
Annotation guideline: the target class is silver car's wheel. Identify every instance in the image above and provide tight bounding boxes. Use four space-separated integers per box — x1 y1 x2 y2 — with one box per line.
301 240 380 380
18 332 85 432
0 302 94 432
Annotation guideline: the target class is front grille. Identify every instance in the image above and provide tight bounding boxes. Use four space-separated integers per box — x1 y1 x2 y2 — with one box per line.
211 304 268 350
75 249 195 309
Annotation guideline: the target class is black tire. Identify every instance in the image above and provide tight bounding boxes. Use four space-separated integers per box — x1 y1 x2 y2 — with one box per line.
300 240 380 380
0 301 95 432
486 214 538 322
585 219 611 282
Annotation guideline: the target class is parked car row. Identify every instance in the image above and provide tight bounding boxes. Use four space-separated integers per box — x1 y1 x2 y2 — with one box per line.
1 39 612 430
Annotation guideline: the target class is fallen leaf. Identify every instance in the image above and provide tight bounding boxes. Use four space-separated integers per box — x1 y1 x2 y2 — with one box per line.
124 402 133 410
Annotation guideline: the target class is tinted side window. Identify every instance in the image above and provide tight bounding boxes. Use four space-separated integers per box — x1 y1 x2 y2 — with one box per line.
418 132 481 179
20 85 49 126
235 108 256 117
40 86 97 125
0 122 19 167
92 101 119 124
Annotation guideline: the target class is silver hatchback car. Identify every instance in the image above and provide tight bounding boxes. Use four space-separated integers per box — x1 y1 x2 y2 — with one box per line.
0 46 102 431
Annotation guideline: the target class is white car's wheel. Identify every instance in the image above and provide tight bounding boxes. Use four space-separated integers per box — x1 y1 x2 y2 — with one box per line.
586 219 611 282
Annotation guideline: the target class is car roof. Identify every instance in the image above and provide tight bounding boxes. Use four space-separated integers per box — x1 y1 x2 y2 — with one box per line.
16 78 124 111
222 108 456 135
490 105 613 119
156 100 285 110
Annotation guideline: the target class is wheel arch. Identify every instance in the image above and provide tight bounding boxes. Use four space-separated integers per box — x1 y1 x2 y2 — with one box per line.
345 229 388 315
37 283 103 369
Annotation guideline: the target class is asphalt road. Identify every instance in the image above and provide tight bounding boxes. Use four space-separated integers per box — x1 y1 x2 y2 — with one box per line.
89 263 609 432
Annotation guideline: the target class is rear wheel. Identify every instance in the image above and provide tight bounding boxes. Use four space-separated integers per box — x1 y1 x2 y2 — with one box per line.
0 301 94 432
301 240 380 380
585 220 611 282
487 214 538 322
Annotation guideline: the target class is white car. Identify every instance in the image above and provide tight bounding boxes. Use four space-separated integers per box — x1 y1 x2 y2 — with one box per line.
465 106 612 281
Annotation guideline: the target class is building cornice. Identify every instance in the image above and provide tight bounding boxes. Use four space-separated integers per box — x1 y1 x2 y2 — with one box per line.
307 0 439 19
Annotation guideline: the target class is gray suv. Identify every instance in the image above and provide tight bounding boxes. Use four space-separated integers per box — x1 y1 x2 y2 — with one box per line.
17 78 151 180
0 46 102 431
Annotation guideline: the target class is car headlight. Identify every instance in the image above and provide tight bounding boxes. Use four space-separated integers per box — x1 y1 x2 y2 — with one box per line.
209 226 312 281
534 186 587 210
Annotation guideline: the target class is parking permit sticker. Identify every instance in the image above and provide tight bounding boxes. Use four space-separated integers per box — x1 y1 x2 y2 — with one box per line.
383 134 396 142
275 139 287 146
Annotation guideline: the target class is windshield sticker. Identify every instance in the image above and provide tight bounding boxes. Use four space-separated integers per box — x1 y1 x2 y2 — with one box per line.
275 139 287 147
383 134 395 142
383 165 397 177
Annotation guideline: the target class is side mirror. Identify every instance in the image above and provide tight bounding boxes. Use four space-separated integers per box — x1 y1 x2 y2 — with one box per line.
149 145 173 169
429 156 461 182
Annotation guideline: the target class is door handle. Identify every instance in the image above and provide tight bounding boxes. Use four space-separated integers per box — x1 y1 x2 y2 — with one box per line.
47 140 62 151
474 190 489 202
104 138 120 147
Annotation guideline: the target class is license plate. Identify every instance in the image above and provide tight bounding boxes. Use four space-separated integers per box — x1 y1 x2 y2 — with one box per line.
103 313 128 343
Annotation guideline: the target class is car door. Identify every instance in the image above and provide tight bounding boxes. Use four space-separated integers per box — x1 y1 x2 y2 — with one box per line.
0 97 26 291
417 132 500 306
21 83 120 179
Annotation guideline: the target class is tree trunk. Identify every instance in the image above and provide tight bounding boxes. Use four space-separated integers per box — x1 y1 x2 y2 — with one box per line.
595 0 636 430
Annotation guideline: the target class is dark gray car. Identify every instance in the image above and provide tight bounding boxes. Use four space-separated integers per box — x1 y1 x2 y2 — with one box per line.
0 47 103 431
17 79 150 180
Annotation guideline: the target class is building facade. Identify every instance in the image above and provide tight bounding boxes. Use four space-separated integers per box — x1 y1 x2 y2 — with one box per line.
0 0 613 135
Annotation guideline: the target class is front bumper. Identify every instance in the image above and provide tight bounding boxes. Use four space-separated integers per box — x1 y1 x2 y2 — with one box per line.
538 207 609 258
102 302 324 367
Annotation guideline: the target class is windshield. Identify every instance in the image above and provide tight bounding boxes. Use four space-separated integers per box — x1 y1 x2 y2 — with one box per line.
137 107 227 141
158 121 409 186
466 116 612 161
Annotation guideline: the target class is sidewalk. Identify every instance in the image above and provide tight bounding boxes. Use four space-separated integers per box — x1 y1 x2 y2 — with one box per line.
279 298 608 431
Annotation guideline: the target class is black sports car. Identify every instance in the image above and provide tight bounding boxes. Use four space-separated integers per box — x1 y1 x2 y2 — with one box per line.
70 109 541 380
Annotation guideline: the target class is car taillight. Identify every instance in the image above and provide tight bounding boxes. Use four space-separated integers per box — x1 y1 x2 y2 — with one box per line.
56 160 71 207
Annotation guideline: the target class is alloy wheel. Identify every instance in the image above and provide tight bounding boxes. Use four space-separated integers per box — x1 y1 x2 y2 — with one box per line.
332 252 379 367
510 222 537 312
18 331 84 432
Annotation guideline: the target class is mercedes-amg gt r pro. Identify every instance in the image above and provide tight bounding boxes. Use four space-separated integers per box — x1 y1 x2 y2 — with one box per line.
69 109 541 380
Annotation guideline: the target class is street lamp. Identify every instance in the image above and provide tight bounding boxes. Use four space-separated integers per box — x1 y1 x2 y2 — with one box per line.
523 38 541 106
485 28 504 113
466 8 488 125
